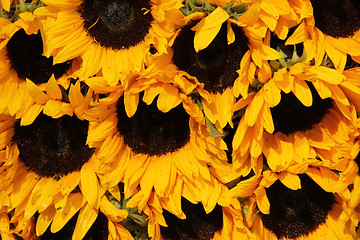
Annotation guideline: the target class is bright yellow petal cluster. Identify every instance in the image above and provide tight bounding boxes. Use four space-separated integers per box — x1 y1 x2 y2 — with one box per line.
1 0 360 239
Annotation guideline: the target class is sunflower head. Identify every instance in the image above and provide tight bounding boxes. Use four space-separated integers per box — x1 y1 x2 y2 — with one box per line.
78 0 154 50
259 174 336 239
12 114 93 177
160 198 223 240
270 82 334 135
311 0 360 38
116 94 190 156
5 28 71 85
172 20 249 93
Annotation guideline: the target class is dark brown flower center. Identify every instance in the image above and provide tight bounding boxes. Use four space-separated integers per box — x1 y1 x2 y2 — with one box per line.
270 82 333 135
161 198 223 240
79 0 153 50
260 174 336 239
311 0 360 38
116 95 190 156
172 21 249 93
6 29 71 84
12 114 93 177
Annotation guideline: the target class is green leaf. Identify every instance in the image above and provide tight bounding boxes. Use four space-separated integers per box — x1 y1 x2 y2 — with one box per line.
230 3 248 14
205 117 224 137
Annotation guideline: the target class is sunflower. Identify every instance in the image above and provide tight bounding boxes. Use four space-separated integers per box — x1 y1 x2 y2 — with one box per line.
0 93 118 239
124 172 252 240
34 0 182 86
227 165 358 240
152 1 281 134
83 72 235 229
158 198 241 240
232 42 360 174
286 0 360 70
0 12 79 121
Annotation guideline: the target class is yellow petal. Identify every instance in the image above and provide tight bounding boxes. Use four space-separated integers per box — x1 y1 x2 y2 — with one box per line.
250 137 263 158
228 176 261 197
53 32 91 64
237 1 260 26
124 92 139 118
35 179 60 212
20 104 44 126
100 196 128 222
172 150 197 181
233 91 255 112
216 88 235 128
26 79 50 104
303 38 316 63
87 114 117 145
51 193 84 233
285 21 307 45
232 118 248 150
124 155 150 197
274 68 294 94
245 93 264 127
80 44 102 78
339 81 360 111
43 100 73 118
306 167 345 193
324 39 347 70
261 106 274 134
227 21 235 45
328 85 350 106
254 187 270 214
36 206 56 236
72 203 98 240
142 84 162 105
101 50 121 86
192 7 229 52
153 157 176 198
260 11 277 31
45 75 62 100
68 81 84 108
2 0 11 12
307 66 345 85
312 79 332 99
60 172 80 195
85 76 120 93
261 80 281 107
79 162 100 209
157 84 181 113
293 78 312 107
10 171 38 208
112 223 134 240
293 133 309 159
334 99 352 120
278 172 301 190
258 44 282 60
332 36 360 56
41 0 81 8
108 185 121 202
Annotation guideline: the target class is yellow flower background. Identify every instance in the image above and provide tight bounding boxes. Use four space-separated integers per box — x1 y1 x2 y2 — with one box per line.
1 0 360 239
